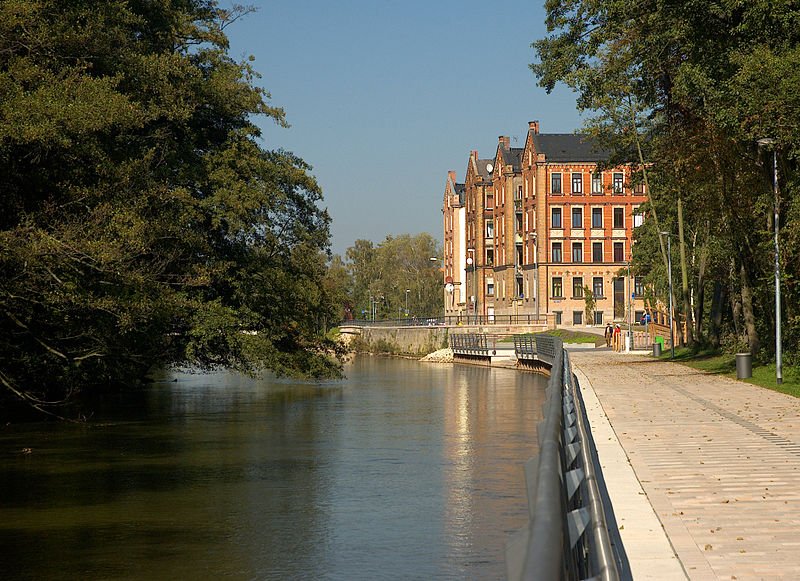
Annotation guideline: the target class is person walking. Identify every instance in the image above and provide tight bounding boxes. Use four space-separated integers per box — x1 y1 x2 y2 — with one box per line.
604 323 613 347
613 324 622 352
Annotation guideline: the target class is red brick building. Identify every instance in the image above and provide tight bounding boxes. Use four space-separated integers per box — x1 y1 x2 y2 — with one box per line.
442 121 648 327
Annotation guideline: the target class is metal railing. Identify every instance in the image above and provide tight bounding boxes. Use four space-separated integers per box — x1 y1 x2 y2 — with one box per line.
506 336 619 581
450 333 491 358
344 314 548 328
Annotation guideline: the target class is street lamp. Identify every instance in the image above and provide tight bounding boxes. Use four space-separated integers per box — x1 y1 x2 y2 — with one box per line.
757 138 782 385
626 259 633 352
660 231 674 359
405 289 410 319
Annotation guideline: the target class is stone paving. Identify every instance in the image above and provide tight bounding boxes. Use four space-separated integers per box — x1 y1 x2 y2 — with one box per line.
571 350 800 581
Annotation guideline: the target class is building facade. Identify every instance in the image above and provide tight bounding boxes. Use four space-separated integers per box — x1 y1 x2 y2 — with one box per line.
442 171 465 316
442 121 647 327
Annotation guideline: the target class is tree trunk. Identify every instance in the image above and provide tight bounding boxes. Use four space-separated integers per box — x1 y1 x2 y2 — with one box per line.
677 196 693 347
739 262 760 355
694 230 709 342
709 281 725 349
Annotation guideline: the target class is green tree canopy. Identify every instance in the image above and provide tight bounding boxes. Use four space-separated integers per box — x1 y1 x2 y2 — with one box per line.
532 0 800 361
341 233 442 321
0 1 340 417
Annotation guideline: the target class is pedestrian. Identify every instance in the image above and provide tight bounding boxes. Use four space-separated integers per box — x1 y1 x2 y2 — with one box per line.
604 323 613 347
613 324 621 352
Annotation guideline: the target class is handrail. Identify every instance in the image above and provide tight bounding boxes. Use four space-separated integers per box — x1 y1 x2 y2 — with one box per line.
506 336 619 581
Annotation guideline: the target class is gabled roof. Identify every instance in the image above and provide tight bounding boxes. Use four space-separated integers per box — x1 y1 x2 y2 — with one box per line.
501 147 523 171
476 158 494 181
455 183 465 205
530 134 610 162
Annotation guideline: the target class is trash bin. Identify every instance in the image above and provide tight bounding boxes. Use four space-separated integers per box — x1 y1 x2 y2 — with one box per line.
652 342 662 357
736 352 752 379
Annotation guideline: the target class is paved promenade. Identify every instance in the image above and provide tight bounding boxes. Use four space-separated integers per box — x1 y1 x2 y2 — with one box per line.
571 350 800 580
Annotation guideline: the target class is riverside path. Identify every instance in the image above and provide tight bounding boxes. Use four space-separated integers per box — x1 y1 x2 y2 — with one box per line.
570 350 800 580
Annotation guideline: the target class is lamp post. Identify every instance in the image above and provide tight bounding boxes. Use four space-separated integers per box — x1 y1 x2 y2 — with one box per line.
757 138 782 384
405 288 410 320
627 259 633 352
466 248 476 325
660 232 674 359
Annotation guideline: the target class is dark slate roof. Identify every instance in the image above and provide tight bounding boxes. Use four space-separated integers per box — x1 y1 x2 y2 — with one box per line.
455 183 465 205
501 147 523 171
476 158 494 180
531 134 610 162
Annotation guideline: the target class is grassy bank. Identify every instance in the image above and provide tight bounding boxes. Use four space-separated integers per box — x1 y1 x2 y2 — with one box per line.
659 347 799 398
499 329 604 346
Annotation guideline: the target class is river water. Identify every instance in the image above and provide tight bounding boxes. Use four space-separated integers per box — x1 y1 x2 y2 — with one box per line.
0 356 547 580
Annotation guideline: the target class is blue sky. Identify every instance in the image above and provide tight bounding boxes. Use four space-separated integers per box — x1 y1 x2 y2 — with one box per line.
227 1 583 256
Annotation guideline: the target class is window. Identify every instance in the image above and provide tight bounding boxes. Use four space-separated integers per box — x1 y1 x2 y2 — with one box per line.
634 276 644 297
516 185 523 200
573 277 584 298
591 207 603 228
551 172 562 194
572 242 583 263
554 311 562 325
592 242 603 263
594 311 604 325
593 276 604 297
571 207 583 228
612 172 624 194
485 192 494 210
552 277 563 298
551 242 563 263
516 277 524 298
613 207 624 229
573 311 583 325
591 173 603 194
486 248 494 266
633 182 645 194
487 280 495 295
571 173 583 194
486 220 494 238
613 242 624 262
551 207 562 228
633 206 644 227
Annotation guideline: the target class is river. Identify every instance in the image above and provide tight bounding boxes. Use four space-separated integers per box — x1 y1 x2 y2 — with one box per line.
0 356 547 580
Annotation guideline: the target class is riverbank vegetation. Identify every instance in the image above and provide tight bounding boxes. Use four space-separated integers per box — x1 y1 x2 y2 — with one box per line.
533 1 799 371
0 1 341 418
658 348 800 399
325 233 443 322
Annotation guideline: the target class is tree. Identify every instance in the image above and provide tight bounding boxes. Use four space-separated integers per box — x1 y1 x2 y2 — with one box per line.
583 286 596 325
0 1 340 417
532 0 799 360
342 234 442 320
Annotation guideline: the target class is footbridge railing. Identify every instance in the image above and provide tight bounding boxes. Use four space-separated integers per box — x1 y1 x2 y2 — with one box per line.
450 333 493 361
506 336 618 581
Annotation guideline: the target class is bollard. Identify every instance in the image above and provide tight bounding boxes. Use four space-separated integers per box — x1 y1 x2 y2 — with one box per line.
736 352 752 379
652 342 662 357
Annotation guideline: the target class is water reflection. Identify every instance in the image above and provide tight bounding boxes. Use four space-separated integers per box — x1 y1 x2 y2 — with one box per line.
0 357 547 580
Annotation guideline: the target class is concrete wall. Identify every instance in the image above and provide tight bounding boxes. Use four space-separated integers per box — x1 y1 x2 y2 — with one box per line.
340 324 551 356
356 326 449 356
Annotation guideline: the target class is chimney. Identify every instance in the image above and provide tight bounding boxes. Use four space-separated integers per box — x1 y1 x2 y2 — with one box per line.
499 135 510 148
529 120 540 134
471 150 478 161
448 170 456 183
